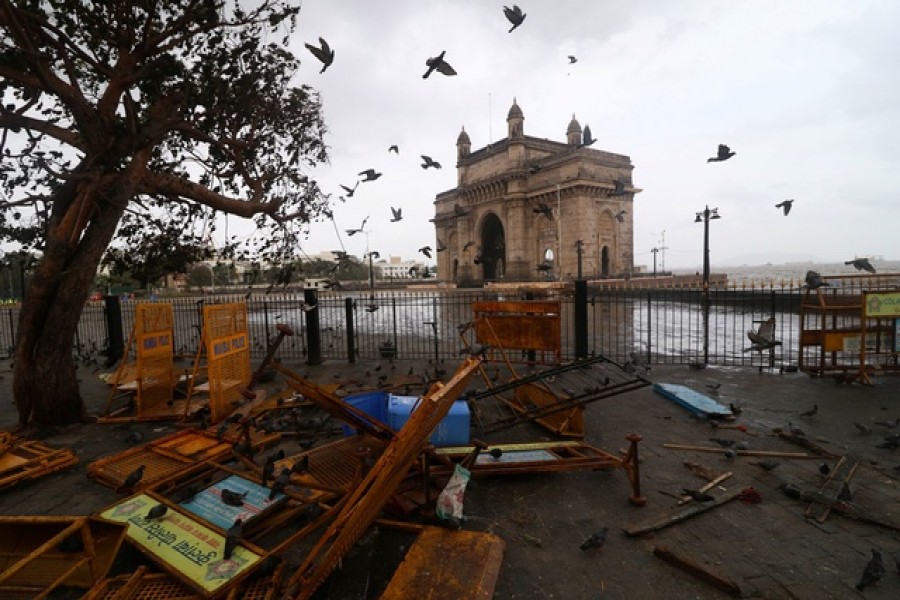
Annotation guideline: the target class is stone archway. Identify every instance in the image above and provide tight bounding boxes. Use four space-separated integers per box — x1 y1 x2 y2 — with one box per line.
479 213 506 281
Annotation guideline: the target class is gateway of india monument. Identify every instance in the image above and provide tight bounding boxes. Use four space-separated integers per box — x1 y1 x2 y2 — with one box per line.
433 99 639 285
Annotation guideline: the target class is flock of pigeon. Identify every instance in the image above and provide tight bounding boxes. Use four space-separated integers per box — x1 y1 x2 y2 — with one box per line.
298 5 564 284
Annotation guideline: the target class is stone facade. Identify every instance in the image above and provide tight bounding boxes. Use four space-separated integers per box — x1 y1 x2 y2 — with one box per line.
433 99 639 284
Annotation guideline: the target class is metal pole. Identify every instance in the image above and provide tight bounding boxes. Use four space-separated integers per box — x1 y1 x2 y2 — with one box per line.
345 297 355 363
703 208 710 364
304 288 322 365
574 279 588 359
557 184 562 281
575 240 584 280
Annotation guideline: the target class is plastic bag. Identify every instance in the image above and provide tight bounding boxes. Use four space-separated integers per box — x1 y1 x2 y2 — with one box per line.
435 463 471 526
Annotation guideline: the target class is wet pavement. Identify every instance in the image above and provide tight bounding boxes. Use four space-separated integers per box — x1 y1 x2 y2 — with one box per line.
2 356 900 599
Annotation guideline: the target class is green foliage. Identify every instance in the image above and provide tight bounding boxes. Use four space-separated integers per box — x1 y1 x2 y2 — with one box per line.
0 0 331 261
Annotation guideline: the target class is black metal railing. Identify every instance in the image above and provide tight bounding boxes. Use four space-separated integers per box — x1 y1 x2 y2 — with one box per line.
1 283 809 367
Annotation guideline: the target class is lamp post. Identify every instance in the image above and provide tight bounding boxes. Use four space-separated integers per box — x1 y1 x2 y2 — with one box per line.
695 206 721 364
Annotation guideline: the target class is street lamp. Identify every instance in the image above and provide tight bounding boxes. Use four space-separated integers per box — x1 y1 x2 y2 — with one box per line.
695 206 721 363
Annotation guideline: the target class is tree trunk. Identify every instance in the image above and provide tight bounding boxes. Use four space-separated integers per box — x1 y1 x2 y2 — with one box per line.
14 178 126 429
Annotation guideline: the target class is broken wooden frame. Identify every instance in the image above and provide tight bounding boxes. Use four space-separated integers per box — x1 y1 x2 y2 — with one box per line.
0 516 127 598
101 303 196 423
471 300 563 365
283 357 482 599
0 438 79 492
87 428 280 492
471 354 651 437
82 567 201 600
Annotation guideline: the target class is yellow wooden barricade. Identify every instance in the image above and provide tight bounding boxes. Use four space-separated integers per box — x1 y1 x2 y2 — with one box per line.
189 303 251 423
103 303 184 421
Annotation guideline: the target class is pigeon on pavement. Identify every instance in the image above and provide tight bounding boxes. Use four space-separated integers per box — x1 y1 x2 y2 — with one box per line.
855 549 885 591
580 527 608 551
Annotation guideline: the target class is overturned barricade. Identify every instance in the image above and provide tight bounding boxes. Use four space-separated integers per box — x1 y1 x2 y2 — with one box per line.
0 435 78 492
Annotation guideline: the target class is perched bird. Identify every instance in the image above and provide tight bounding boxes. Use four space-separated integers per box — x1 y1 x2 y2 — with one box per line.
787 422 806 437
682 488 715 502
291 455 310 474
756 459 780 471
533 202 553 219
224 518 243 560
390 206 402 222
709 437 735 448
365 303 379 313
421 155 442 169
856 549 885 591
262 456 276 486
724 448 737 460
705 383 721 392
610 180 628 197
124 430 144 445
304 37 334 73
489 447 503 461
874 417 900 429
463 240 475 251
581 125 598 148
818 463 831 476
339 181 359 197
707 144 735 162
216 419 230 440
778 482 802 499
460 344 490 358
536 262 553 272
145 503 168 521
358 169 382 182
423 50 457 78
579 527 608 551
854 422 873 435
419 246 433 259
804 270 829 290
837 482 853 502
845 257 876 273
119 464 145 493
388 145 399 154
221 488 248 507
269 467 291 500
615 210 627 223
568 55 578 64
775 199 794 215
799 404 818 417
503 4 527 32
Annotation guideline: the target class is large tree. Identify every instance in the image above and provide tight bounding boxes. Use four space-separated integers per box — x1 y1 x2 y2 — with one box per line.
0 0 330 430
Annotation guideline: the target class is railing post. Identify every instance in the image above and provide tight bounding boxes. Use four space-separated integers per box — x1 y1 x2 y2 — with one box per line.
304 288 322 365
345 297 356 363
646 292 652 362
103 295 125 368
574 279 588 360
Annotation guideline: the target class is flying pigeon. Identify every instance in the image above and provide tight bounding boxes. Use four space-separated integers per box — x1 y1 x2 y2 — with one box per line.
388 145 399 154
533 202 553 219
390 206 402 222
568 55 578 64
707 144 735 162
580 125 596 147
615 210 627 223
145 503 168 521
419 246 433 259
224 518 243 560
745 317 781 352
845 257 876 273
359 169 382 182
365 303 379 313
775 199 794 215
340 181 359 197
503 5 527 33
304 37 334 73
436 238 447 252
423 50 457 78
346 216 369 236
579 527 608 551
421 155 442 169
463 240 475 251
610 180 627 196
804 270 829 290
856 549 885 591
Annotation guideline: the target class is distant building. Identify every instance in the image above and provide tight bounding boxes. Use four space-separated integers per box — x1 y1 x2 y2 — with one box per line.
433 99 639 284
375 256 426 280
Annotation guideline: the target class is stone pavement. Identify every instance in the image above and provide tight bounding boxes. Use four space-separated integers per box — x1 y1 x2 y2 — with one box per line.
1 356 900 599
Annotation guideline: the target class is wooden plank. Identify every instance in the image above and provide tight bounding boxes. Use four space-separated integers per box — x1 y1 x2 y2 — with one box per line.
623 488 742 536
381 528 505 600
662 444 816 459
653 545 742 597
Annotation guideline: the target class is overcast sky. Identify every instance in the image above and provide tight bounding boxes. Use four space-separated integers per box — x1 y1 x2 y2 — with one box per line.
231 0 900 271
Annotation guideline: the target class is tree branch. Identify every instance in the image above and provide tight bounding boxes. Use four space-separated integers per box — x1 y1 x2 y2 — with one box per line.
143 172 282 218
